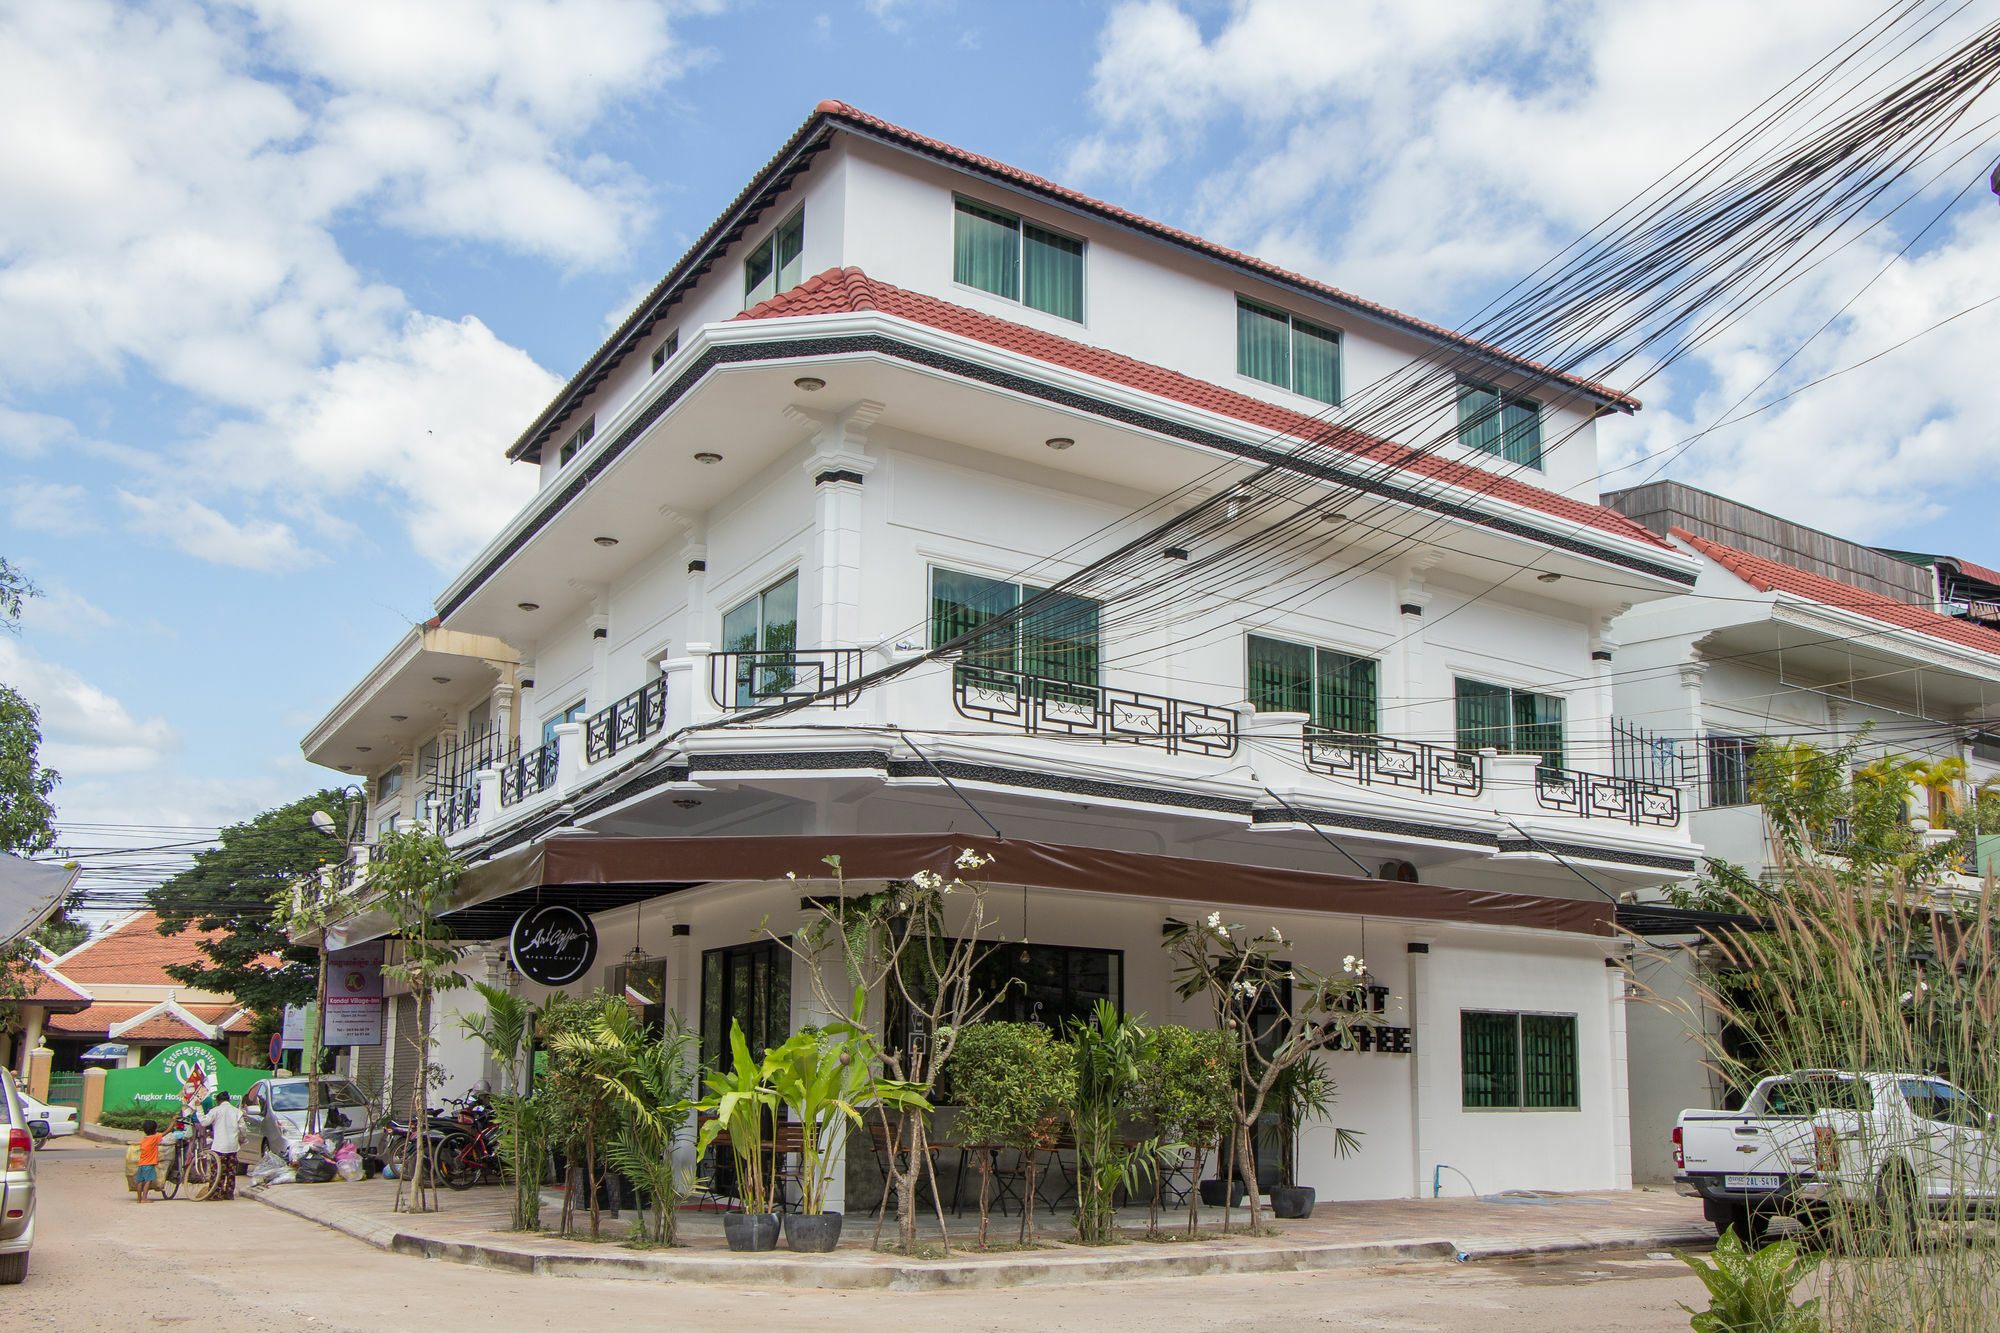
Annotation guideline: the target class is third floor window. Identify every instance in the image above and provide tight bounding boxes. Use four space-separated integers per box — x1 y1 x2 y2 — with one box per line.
953 198 1085 322
931 568 1099 688
1237 298 1341 405
1456 379 1543 468
744 209 805 309
1455 677 1565 774
1246 634 1378 735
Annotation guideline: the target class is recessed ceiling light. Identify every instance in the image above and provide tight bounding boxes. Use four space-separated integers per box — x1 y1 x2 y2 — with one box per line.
672 798 703 809
694 451 723 464
792 376 825 392
389 715 407 722
339 765 354 772
1044 437 1075 450
356 746 372 753
593 536 619 547
1537 571 1562 583
432 676 452 684
517 602 540 612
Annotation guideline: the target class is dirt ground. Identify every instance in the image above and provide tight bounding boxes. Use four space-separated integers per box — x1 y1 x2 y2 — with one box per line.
14 1139 1709 1331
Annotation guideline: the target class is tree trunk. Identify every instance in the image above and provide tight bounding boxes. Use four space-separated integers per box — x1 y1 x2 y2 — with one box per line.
1237 1120 1262 1231
977 1147 993 1247
585 1116 601 1240
1017 1148 1040 1245
1185 1146 1207 1238
922 1122 952 1255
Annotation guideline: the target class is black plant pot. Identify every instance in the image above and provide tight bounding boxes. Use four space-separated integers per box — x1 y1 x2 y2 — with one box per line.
785 1210 845 1252
1198 1178 1246 1208
1269 1184 1316 1219
723 1211 782 1252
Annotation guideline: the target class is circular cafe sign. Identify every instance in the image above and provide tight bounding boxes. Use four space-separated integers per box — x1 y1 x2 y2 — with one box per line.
509 904 598 986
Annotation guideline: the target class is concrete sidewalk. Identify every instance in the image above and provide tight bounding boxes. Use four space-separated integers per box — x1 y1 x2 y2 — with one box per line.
249 1179 1712 1290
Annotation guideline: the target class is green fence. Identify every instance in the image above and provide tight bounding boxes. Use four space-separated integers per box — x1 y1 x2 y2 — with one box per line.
45 1072 83 1108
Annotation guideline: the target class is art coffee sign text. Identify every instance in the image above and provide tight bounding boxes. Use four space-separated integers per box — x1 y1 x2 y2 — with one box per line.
509 904 598 986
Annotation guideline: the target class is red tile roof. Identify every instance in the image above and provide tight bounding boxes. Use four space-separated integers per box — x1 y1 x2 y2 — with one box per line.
43 1001 235 1040
19 963 90 1007
1946 555 2000 589
812 101 1638 412
1676 528 2000 657
51 911 227 988
741 268 1673 553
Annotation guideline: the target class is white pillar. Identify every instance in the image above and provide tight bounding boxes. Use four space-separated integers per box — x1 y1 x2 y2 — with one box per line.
792 399 882 650
1607 956 1634 1190
1407 940 1436 1198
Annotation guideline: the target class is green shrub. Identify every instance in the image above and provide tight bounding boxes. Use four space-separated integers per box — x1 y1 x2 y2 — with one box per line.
1678 1230 1821 1332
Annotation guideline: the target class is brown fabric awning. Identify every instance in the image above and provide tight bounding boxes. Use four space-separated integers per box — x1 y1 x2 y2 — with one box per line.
454 834 1613 938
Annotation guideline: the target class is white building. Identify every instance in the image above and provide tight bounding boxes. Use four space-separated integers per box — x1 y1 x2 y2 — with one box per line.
303 101 1712 1204
1602 481 2000 1182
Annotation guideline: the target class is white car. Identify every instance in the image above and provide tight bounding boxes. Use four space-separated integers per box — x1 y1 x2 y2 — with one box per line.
16 1094 77 1142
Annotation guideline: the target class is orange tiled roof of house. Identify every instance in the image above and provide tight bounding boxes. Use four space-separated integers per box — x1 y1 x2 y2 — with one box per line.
50 910 231 988
740 267 1672 553
42 1000 237 1040
19 959 90 1007
1677 528 2000 658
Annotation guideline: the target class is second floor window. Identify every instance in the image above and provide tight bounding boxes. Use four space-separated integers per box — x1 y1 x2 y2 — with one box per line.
1237 298 1341 405
1246 634 1378 734
721 573 799 706
1456 379 1543 468
1706 733 1756 807
744 209 805 309
953 198 1085 322
1455 677 1564 774
931 568 1099 687
375 766 403 804
558 415 595 466
542 699 587 748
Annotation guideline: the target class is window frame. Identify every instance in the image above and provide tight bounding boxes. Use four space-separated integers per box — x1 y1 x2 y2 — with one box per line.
1705 733 1757 808
1460 1009 1580 1111
1455 377 1544 469
649 329 679 375
968 940 1124 1033
557 414 596 467
1245 633 1379 735
1454 676 1566 774
721 572 800 707
541 699 587 749
742 207 805 310
699 939 791 1072
951 195 1087 323
1235 297 1343 406
929 565 1101 689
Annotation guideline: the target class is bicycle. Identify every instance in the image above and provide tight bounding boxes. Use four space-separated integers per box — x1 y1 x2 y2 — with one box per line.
161 1119 219 1200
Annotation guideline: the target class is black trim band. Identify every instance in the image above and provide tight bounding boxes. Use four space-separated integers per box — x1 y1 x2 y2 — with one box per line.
1497 837 1697 872
814 469 866 486
1250 805 1498 849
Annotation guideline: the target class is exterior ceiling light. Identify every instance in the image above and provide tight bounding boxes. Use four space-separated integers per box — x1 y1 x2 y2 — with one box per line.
1537 571 1562 583
694 451 723 464
793 376 826 392
593 536 619 548
389 715 407 722
356 745 372 753
672 798 703 809
1044 437 1075 450
517 602 540 612
432 676 452 684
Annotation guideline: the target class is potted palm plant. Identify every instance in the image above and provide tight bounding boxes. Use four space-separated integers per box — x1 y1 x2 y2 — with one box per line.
762 1013 928 1252
1266 1059 1360 1219
696 1020 781 1252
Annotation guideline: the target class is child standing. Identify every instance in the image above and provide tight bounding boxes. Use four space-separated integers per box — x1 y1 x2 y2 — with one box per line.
134 1119 167 1202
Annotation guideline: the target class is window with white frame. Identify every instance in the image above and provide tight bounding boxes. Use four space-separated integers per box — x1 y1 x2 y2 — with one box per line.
720 573 799 706
1461 1010 1578 1109
558 415 595 466
1236 298 1341 405
1456 378 1543 468
650 329 679 374
952 197 1085 322
743 209 804 309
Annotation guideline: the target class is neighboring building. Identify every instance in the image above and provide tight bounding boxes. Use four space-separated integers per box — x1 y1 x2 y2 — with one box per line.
1602 480 2000 1181
8 912 260 1085
305 102 1712 1203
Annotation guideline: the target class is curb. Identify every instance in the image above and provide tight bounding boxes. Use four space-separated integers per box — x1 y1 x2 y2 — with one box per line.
249 1188 1704 1290
78 1125 142 1145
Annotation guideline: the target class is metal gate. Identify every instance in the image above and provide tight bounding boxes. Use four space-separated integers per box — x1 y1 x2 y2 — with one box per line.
44 1072 83 1108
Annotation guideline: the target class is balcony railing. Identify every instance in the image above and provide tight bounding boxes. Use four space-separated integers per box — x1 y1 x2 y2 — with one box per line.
1535 765 1682 827
430 783 479 836
499 743 559 807
951 665 1238 758
585 677 669 763
1301 730 1483 798
710 649 865 710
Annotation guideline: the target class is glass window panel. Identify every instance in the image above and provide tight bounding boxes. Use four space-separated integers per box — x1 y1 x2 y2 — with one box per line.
776 211 805 291
1501 396 1542 468
1514 690 1565 773
700 951 723 1070
931 568 1022 673
1020 587 1100 687
1316 650 1378 735
1522 1015 1578 1108
1291 318 1341 406
744 234 776 308
1707 734 1754 807
1455 678 1512 753
1456 381 1503 456
1461 1011 1520 1108
1237 299 1291 388
1022 222 1084 321
1248 635 1314 719
759 574 798 652
954 199 1020 300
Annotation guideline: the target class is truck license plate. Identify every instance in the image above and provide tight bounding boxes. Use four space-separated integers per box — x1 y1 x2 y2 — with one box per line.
1724 1174 1780 1190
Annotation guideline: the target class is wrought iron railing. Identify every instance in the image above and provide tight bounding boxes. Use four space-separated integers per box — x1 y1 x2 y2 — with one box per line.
709 649 865 710
430 782 480 835
951 665 1237 757
1301 730 1482 797
585 677 669 763
1535 765 1682 826
499 743 560 806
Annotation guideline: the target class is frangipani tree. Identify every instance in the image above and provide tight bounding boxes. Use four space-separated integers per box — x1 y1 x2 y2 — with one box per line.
1164 912 1375 1231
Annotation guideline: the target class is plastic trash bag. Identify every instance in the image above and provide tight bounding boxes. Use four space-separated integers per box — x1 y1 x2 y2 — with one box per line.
295 1153 337 1184
249 1150 292 1187
335 1153 364 1182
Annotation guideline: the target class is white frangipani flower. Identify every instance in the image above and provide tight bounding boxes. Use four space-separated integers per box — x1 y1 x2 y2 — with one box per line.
1205 911 1222 929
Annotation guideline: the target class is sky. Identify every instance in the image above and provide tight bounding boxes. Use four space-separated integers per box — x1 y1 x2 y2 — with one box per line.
3 0 1997 875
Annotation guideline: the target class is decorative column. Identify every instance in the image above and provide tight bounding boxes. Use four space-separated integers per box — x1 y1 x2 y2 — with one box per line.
1607 955 1634 1190
1585 610 1625 776
788 399 883 650
15 1009 43 1076
1406 940 1434 1198
1391 549 1444 741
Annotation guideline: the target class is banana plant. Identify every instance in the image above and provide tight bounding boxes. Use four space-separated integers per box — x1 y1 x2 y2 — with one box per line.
764 996 930 1217
694 1020 782 1216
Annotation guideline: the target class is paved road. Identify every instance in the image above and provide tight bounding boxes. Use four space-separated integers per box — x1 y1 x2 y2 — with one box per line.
15 1139 1708 1331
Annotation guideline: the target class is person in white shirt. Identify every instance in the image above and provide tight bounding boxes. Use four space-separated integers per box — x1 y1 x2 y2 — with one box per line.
198 1092 244 1200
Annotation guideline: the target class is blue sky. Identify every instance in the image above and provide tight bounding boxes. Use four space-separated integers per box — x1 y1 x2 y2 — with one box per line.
3 0 1997 866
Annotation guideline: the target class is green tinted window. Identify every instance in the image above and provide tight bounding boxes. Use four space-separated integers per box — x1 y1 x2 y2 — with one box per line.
1462 1011 1520 1108
1456 677 1564 773
1457 378 1542 469
1248 635 1377 734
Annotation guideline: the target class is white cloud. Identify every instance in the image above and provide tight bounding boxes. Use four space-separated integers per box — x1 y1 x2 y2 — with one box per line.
1069 0 2000 543
0 638 179 776
17 582 116 637
6 480 96 535
0 0 702 572
118 491 316 572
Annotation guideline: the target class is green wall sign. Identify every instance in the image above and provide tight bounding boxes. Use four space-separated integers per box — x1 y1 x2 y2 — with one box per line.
102 1040 259 1116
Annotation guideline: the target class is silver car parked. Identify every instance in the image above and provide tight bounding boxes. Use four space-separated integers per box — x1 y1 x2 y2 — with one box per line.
1 1068 37 1285
241 1076 372 1159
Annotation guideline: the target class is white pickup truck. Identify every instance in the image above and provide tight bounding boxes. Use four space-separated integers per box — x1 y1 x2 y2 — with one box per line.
1676 1070 1998 1242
